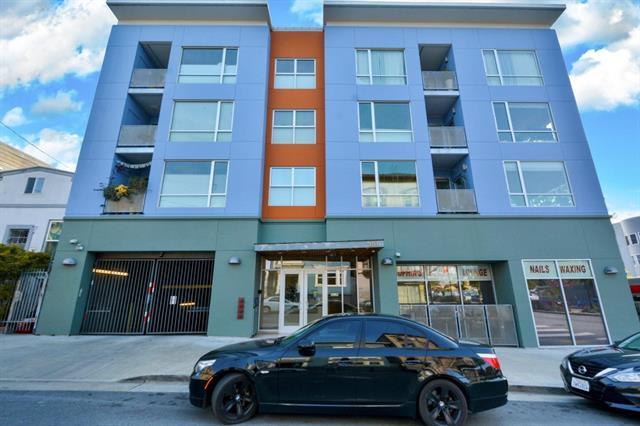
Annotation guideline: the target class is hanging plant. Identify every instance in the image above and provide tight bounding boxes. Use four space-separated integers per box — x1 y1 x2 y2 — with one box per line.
103 184 131 201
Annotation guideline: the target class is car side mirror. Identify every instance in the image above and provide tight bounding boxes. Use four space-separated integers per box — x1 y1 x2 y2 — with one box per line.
298 340 316 356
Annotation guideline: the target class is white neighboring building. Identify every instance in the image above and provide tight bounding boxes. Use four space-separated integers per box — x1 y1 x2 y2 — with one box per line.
0 167 73 255
613 216 640 278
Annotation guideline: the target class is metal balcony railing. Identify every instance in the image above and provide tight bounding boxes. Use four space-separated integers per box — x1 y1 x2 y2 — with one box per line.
103 192 146 215
118 125 157 147
429 126 467 148
399 304 518 346
130 69 166 88
422 71 458 91
436 189 477 213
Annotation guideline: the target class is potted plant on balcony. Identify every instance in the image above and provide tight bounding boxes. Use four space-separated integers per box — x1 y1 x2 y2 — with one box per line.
102 177 148 214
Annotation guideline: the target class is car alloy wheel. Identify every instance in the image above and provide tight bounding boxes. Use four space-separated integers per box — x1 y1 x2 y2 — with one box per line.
211 373 257 424
418 379 468 426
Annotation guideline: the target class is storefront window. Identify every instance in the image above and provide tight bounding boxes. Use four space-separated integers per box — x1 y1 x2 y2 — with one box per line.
523 260 608 346
427 265 460 304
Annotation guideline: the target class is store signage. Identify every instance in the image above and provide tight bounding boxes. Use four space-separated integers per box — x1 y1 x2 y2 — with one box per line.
557 260 592 278
523 261 558 279
460 265 492 281
396 265 424 280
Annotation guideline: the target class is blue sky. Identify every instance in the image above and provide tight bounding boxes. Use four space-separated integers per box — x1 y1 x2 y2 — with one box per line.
0 0 638 220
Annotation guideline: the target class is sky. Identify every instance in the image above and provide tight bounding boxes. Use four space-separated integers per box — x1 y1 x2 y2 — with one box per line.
0 0 638 220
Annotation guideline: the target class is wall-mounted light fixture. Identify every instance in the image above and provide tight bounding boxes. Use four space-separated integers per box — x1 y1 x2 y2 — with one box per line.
62 257 77 266
603 266 618 275
75 245 85 251
69 239 78 245
228 256 241 265
381 257 394 266
395 252 402 258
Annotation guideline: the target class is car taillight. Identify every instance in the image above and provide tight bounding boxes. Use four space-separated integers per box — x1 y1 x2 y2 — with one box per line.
479 353 501 371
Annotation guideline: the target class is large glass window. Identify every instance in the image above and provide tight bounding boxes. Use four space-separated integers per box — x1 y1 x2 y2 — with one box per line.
482 50 542 86
178 47 238 84
493 102 556 143
524 260 609 346
43 220 63 256
361 161 419 208
24 177 45 194
356 49 407 85
159 161 228 208
272 110 316 144
275 59 315 89
504 161 574 207
268 167 315 206
169 101 233 142
306 319 360 349
359 102 412 142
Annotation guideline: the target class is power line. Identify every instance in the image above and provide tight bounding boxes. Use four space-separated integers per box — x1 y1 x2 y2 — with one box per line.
0 120 73 170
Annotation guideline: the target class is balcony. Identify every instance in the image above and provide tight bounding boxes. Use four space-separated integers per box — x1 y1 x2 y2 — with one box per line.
436 189 477 213
422 71 458 91
118 125 157 147
130 68 166 88
103 192 146 215
429 126 467 148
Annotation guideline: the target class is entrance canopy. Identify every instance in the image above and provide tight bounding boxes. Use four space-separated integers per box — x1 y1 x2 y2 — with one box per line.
254 240 384 257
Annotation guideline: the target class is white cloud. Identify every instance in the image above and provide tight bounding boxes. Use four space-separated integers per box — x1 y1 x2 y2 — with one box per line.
569 28 640 111
611 210 640 223
0 0 115 89
290 0 323 26
20 128 81 172
1 107 28 127
31 90 83 115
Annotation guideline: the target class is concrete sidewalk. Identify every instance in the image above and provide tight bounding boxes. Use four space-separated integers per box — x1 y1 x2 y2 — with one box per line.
0 335 574 391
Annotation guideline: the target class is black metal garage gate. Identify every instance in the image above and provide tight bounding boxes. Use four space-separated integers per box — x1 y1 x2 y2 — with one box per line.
80 258 213 334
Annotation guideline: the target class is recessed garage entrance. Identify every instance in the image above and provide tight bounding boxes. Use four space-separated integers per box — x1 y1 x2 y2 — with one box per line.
80 255 213 334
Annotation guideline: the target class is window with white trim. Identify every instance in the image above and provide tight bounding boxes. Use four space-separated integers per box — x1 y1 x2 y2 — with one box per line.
43 220 63 256
272 110 316 144
359 102 412 142
268 167 316 206
5 228 30 249
169 101 233 142
159 161 228 208
356 49 406 85
482 50 543 86
274 59 315 89
504 161 574 207
24 177 45 194
493 102 557 143
631 234 639 245
361 161 419 208
178 47 238 84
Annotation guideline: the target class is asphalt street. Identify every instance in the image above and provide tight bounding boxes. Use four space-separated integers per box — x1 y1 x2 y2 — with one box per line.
1 390 637 425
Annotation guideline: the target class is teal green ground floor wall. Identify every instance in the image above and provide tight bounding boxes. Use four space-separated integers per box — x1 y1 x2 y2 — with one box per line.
36 216 640 347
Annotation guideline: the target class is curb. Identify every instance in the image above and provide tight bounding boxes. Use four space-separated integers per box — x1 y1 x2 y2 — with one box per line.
509 385 567 395
119 375 189 383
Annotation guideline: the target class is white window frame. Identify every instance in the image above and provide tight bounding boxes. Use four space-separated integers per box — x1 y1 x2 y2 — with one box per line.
274 58 316 89
360 161 420 208
482 49 543 86
42 220 63 253
178 47 239 84
521 259 611 347
271 110 316 144
268 167 316 206
503 160 574 208
492 101 557 143
355 48 407 85
24 177 45 194
4 226 33 249
169 100 234 142
158 160 229 208
358 102 414 143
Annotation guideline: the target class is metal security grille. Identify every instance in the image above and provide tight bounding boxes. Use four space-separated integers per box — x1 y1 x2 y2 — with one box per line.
4 270 48 334
80 258 213 335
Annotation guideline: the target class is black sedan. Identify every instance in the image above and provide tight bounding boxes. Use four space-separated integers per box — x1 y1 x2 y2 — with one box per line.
190 314 508 425
560 331 640 412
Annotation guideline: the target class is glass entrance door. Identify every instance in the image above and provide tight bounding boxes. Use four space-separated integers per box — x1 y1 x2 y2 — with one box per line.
279 270 328 333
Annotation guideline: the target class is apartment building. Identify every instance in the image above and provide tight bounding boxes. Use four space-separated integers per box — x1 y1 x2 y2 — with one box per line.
36 1 639 347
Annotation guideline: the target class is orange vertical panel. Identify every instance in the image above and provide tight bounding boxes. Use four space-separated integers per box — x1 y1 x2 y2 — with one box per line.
261 31 325 220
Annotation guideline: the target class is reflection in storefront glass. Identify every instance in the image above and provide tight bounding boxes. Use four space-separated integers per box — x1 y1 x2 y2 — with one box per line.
428 281 461 304
527 279 572 346
259 270 279 330
461 281 495 304
563 279 608 345
357 269 373 313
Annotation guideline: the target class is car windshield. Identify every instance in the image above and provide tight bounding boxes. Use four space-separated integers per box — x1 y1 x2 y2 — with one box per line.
617 333 640 350
276 318 323 345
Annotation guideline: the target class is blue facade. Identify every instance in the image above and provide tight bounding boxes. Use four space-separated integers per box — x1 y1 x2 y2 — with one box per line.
67 24 270 218
324 26 607 217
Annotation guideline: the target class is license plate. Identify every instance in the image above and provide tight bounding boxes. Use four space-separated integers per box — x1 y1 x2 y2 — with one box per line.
571 377 590 392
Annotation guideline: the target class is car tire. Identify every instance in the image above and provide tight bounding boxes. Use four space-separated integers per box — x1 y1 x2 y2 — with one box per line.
211 373 258 424
418 379 468 426
262 306 271 314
